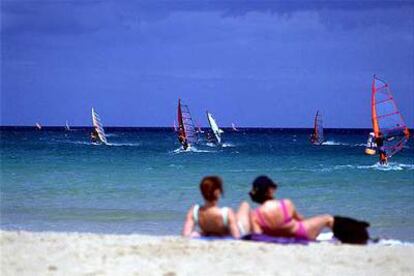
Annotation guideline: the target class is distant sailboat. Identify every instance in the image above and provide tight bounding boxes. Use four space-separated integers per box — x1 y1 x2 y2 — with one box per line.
35 123 42 130
173 120 178 132
370 75 409 158
206 111 224 145
310 111 324 145
231 123 239 132
177 99 198 150
65 120 70 131
91 108 108 144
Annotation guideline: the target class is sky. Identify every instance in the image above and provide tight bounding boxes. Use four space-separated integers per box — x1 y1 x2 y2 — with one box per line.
1 0 413 128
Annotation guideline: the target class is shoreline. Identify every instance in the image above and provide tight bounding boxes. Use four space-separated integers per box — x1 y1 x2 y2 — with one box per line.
1 230 413 275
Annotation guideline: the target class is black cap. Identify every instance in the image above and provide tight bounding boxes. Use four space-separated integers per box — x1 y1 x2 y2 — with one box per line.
252 176 277 192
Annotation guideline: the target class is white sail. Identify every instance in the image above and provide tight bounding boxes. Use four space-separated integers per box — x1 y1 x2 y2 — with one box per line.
65 120 70 131
91 108 108 144
35 123 42 130
206 111 223 144
173 120 178 132
231 123 239 131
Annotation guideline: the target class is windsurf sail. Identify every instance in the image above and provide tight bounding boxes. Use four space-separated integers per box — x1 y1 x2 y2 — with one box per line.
65 120 70 131
91 108 108 144
177 99 198 148
35 123 42 130
206 111 224 144
232 123 239 132
371 75 410 157
311 111 324 145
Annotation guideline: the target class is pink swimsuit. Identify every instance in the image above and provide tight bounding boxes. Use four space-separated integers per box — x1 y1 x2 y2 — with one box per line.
255 199 308 239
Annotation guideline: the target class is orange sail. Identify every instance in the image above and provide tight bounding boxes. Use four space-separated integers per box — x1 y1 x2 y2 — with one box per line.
371 75 410 157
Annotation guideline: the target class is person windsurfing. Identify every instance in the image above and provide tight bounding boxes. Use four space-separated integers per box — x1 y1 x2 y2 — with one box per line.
206 131 216 144
310 111 324 145
309 133 317 144
178 129 189 150
90 129 99 143
370 75 410 163
177 99 197 150
375 132 387 165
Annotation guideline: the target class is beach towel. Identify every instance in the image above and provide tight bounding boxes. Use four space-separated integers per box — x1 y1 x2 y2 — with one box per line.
242 234 310 245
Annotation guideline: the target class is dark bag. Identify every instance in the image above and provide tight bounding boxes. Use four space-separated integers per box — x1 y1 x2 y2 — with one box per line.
333 216 370 244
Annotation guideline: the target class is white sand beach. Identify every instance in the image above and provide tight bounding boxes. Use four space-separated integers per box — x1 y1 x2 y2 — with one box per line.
1 230 413 276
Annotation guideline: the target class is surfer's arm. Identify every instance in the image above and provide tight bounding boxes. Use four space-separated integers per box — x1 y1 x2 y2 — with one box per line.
181 206 196 237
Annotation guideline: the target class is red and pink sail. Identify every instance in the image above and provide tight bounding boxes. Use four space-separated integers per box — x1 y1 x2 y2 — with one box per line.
371 75 410 157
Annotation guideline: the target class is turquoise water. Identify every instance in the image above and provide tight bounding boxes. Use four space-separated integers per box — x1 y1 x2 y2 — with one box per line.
1 128 413 240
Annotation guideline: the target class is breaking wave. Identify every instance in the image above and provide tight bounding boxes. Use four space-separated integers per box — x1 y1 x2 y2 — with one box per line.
172 146 215 154
322 140 349 146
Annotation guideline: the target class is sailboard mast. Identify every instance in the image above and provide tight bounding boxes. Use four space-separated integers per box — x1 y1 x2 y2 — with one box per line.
371 75 410 157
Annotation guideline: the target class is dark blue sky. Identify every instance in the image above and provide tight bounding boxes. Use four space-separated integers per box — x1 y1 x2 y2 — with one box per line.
1 1 413 128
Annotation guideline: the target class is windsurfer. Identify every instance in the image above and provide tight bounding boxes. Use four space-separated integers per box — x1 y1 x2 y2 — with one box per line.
206 132 216 144
309 133 316 144
178 131 189 150
90 129 99 143
310 111 324 145
375 132 388 165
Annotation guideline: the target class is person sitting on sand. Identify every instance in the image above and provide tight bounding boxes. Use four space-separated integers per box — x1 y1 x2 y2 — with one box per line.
249 176 333 240
182 176 251 238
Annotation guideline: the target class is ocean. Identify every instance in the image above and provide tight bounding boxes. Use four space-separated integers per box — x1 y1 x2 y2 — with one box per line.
1 127 413 241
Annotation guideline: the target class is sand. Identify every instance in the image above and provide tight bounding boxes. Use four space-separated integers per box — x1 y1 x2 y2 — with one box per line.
1 230 413 276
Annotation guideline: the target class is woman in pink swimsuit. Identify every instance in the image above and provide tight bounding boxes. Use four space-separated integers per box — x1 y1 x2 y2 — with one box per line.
249 176 334 240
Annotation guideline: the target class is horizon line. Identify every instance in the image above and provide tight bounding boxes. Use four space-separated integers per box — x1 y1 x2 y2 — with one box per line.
0 125 387 130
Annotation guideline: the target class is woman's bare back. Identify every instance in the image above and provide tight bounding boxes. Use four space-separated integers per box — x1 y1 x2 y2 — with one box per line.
252 199 334 240
197 206 229 236
252 199 300 237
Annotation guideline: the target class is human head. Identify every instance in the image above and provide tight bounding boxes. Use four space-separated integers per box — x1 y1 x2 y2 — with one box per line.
200 176 223 202
249 175 278 204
